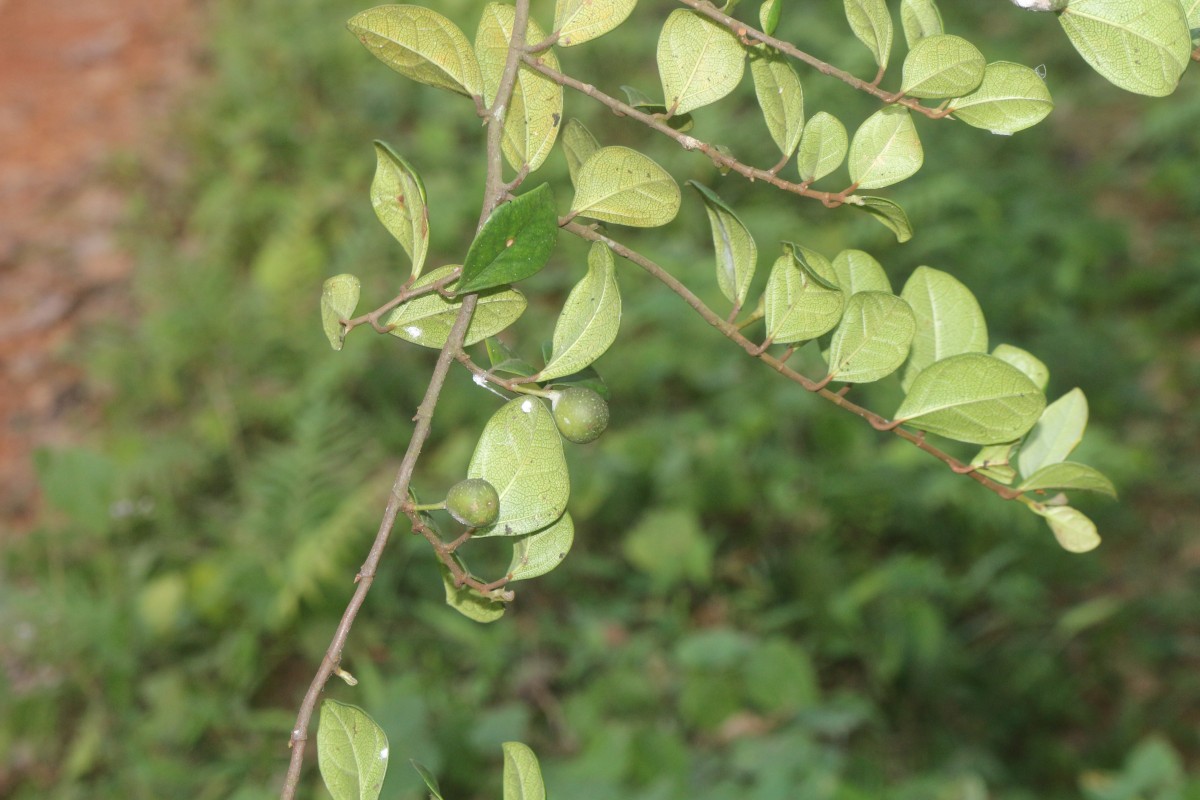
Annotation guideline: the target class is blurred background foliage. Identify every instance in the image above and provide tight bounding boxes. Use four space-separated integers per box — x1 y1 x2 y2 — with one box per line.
3 0 1200 798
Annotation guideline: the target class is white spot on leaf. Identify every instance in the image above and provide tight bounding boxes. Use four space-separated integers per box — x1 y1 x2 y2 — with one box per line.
404 325 423 337
521 398 534 413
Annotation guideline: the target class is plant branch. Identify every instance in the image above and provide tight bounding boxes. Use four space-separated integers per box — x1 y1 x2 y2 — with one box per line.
344 267 463 334
562 221 1022 501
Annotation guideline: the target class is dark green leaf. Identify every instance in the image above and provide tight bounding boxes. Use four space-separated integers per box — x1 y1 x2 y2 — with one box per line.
459 184 558 294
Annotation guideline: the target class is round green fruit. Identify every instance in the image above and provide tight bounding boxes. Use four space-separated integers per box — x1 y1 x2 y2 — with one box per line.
445 478 500 528
550 387 610 444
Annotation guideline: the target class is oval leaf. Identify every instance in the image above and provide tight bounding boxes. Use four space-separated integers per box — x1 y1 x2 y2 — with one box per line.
554 0 637 46
1058 0 1190 97
764 253 845 345
469 397 569 537
900 34 986 99
562 118 600 186
460 184 559 294
846 195 913 242
1017 387 1088 478
826 292 916 383
658 9 746 115
949 61 1054 135
348 5 482 97
321 274 361 351
690 181 758 308
439 557 506 622
570 146 681 227
1019 462 1116 498
796 111 848 183
751 52 805 157
844 0 894 69
894 353 1046 444
508 512 575 581
760 0 782 35
486 337 538 378
540 242 622 381
1034 505 1101 553
832 249 892 299
849 106 923 190
901 0 944 47
992 343 1050 391
318 700 389 800
502 742 546 800
371 141 429 278
899 265 988 391
386 266 527 348
410 760 445 800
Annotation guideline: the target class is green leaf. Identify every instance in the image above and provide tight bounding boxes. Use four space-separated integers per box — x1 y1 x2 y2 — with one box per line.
899 266 988 391
469 396 569 537
750 52 805 157
764 253 845 345
439 558 506 622
900 34 985 99
562 118 601 187
486 337 538 378
321 274 361 351
657 9 747 115
554 0 637 46
786 241 841 288
410 761 445 800
1058 0 1191 97
826 292 916 383
1019 462 1117 498
317 700 389 800
1188 0 1200 44
475 4 563 172
970 442 1018 484
371 141 429 279
540 242 622 381
348 5 482 97
689 182 758 308
1017 387 1088 477
1033 505 1101 553
894 353 1046 444
796 111 848 183
992 343 1049 391
459 184 558 293
949 61 1054 135
502 742 546 800
844 0 894 69
508 512 575 581
386 266 527 348
846 195 913 242
760 0 782 35
570 146 681 227
618 85 696 131
849 106 923 190
832 249 892 299
900 0 944 47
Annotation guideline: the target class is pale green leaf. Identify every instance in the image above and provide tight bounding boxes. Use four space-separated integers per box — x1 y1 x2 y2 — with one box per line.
318 700 389 800
899 266 988 391
895 353 1046 444
1033 505 1101 553
787 241 840 287
832 249 892 300
371 141 429 278
540 242 622 381
900 0 944 47
570 146 681 227
992 343 1049 391
750 52 805 157
657 9 747 115
508 512 575 581
1017 387 1088 477
475 4 563 172
348 5 482 97
1188 0 1200 44
554 0 637 46
1059 0 1191 97
826 292 916 383
796 111 848 183
764 253 845 345
844 0 894 69
900 34 985 99
846 195 913 242
949 61 1054 135
410 760 445 800
760 0 782 35
321 274 361 351
690 181 758 308
468 396 569 537
849 106 923 190
970 442 1018 484
1019 462 1116 498
502 742 546 800
386 266 526 348
439 558 506 622
562 118 600 186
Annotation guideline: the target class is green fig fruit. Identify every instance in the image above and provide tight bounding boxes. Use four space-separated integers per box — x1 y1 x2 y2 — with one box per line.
550 386 610 444
445 478 500 527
